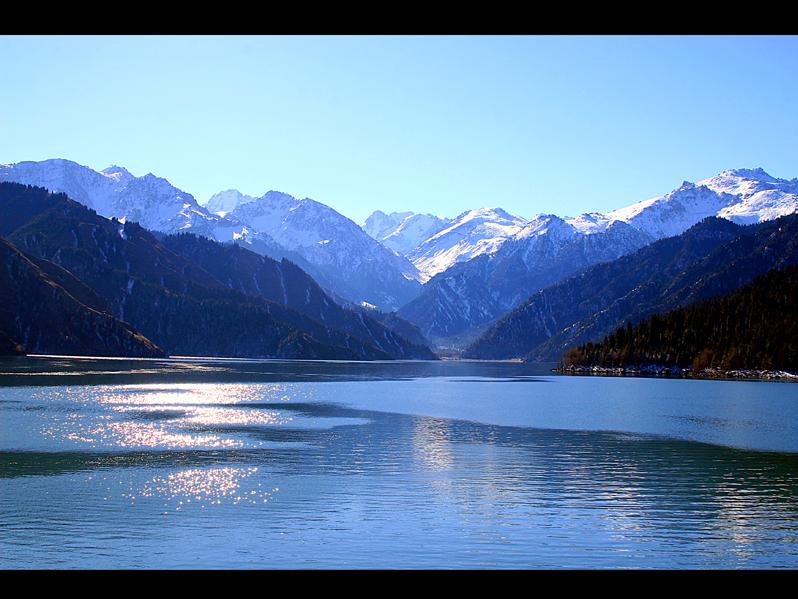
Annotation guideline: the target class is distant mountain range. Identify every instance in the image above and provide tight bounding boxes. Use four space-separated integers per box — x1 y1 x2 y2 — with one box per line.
3 159 798 357
222 191 422 310
0 182 435 360
0 160 421 312
364 167 798 344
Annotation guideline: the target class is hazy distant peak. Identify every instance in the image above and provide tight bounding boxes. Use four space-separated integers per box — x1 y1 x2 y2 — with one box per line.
206 189 257 215
101 165 135 181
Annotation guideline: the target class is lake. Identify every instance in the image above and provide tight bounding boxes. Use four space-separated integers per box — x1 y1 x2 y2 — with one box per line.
2 356 798 569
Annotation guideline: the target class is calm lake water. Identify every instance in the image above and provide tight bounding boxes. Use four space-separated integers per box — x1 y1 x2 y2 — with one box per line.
2 356 798 569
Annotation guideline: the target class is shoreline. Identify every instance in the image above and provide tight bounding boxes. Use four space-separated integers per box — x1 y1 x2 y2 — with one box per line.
554 365 798 382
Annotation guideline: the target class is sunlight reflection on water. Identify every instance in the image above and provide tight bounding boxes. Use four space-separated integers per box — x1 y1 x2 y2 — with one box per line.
124 467 279 510
35 383 319 450
3 358 798 568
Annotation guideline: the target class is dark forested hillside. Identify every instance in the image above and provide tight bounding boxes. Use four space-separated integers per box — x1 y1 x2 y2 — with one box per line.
465 215 798 360
0 237 165 357
561 265 798 372
161 233 435 359
363 309 431 349
0 183 435 360
0 329 26 356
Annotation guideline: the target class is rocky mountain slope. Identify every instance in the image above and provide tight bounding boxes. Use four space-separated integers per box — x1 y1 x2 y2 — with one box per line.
406 208 526 281
5 160 797 348
161 233 435 359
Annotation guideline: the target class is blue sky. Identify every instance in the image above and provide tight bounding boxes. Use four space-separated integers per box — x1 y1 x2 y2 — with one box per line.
1 35 796 223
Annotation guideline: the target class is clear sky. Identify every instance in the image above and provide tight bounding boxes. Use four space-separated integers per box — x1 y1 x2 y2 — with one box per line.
1 35 796 223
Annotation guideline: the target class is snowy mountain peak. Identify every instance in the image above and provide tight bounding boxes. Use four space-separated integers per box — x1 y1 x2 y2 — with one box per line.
0 159 423 311
101 165 135 182
382 213 451 257
516 213 576 241
362 210 415 241
408 207 526 280
263 190 298 203
141 172 165 183
205 189 256 216
717 167 774 181
363 210 452 259
0 158 221 235
565 212 615 234
697 167 798 200
598 167 798 238
224 188 423 308
453 206 520 224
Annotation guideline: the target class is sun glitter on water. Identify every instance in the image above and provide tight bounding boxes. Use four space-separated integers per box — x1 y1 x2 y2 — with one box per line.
125 467 280 510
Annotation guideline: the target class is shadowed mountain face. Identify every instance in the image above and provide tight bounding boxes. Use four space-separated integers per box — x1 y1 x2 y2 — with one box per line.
360 309 431 349
0 159 224 236
0 237 164 358
0 183 435 360
465 214 798 361
160 233 435 360
0 329 26 356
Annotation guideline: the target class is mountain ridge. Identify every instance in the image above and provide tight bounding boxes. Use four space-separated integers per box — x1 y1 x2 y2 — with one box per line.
464 214 798 361
0 182 435 360
0 160 423 311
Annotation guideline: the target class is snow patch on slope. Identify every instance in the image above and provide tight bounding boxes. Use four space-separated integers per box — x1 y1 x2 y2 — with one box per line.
408 207 526 280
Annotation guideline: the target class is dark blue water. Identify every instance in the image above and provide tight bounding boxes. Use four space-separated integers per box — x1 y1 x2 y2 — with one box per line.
2 356 798 568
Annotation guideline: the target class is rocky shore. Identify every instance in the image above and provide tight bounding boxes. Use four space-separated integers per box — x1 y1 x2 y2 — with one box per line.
554 364 798 381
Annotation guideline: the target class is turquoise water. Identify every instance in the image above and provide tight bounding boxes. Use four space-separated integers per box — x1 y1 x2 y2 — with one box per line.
1 356 798 569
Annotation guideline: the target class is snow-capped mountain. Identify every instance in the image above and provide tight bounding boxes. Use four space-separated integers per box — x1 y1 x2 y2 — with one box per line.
205 189 256 216
6 159 796 328
362 211 451 259
396 167 798 346
0 159 232 237
407 208 527 280
701 168 798 224
0 160 422 310
370 168 798 283
221 190 423 310
465 211 798 362
700 167 798 199
598 168 798 239
398 214 652 343
602 182 742 239
362 210 414 241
